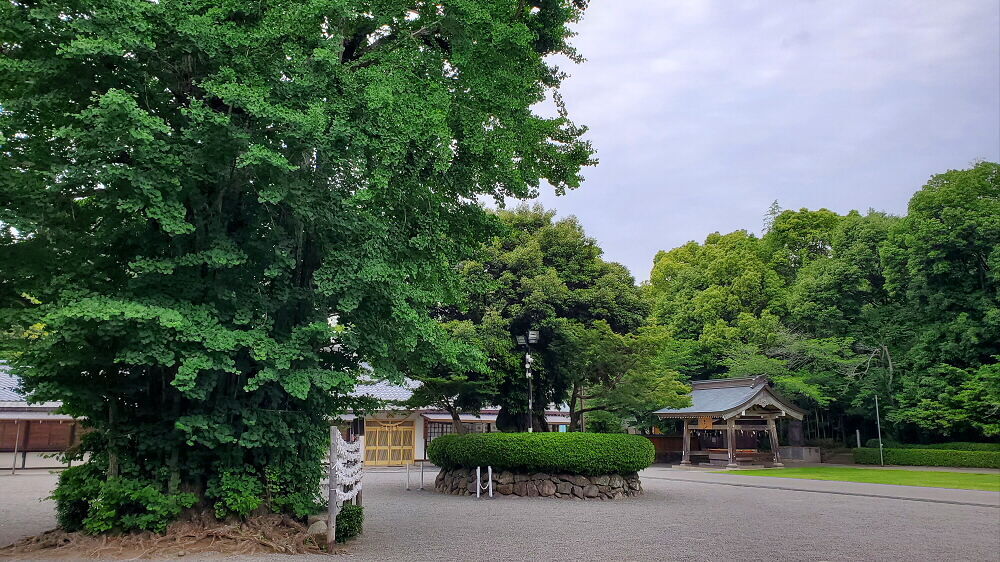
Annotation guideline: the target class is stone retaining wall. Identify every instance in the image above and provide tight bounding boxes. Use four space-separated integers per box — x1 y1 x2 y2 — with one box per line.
434 468 643 499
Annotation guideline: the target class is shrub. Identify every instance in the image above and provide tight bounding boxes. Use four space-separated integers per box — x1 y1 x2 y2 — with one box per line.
82 478 197 534
207 469 264 519
854 447 1000 469
263 462 325 518
51 463 104 532
427 432 655 475
863 440 999 452
335 504 363 543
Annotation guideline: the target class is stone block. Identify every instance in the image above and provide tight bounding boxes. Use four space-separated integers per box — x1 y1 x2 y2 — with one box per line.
538 479 556 496
432 468 643 501
307 513 329 525
307 520 327 537
513 481 527 496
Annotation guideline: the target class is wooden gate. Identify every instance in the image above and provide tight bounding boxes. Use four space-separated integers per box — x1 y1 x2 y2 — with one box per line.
364 419 415 466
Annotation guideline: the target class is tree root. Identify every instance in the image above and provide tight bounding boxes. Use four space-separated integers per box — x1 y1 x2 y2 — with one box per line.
0 514 345 559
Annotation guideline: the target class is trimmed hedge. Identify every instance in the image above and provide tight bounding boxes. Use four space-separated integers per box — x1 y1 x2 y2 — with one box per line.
863 439 999 452
427 432 655 475
854 447 1000 469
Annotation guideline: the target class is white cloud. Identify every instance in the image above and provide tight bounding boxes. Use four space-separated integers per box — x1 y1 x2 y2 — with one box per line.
532 0 1000 280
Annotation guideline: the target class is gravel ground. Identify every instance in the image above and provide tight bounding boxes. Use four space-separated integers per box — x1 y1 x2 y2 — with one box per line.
0 471 59 548
2 466 998 561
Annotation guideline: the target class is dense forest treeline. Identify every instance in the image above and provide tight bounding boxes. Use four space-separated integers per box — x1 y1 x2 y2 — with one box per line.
645 161 998 443
406 161 998 444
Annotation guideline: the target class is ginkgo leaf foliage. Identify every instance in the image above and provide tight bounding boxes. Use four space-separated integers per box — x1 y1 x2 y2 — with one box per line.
0 0 592 529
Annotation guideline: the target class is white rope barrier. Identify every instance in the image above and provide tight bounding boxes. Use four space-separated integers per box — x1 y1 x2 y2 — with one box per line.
336 482 362 503
334 431 362 456
476 466 493 498
325 427 364 530
333 460 363 485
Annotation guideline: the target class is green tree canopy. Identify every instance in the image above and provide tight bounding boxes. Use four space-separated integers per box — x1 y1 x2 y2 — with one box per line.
645 162 1000 442
0 0 592 530
447 205 650 431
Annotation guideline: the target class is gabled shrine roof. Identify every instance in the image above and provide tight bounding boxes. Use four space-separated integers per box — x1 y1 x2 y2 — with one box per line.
654 376 805 420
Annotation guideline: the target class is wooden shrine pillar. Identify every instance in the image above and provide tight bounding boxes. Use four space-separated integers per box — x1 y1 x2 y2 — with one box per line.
726 418 737 468
768 417 784 468
680 419 691 465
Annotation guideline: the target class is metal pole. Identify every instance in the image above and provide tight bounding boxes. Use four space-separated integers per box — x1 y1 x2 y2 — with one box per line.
476 466 481 498
855 429 861 449
354 435 363 506
488 465 493 498
527 371 533 433
10 421 21 475
405 461 410 491
419 459 424 490
327 426 338 547
526 350 534 433
874 395 884 467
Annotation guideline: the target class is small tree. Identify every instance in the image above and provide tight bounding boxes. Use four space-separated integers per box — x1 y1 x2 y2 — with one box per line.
561 323 690 432
402 321 496 434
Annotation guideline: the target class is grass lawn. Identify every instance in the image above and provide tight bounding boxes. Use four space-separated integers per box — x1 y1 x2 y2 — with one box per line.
719 467 1000 492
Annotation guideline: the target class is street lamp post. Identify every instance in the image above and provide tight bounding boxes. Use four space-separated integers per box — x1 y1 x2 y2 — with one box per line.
515 330 540 433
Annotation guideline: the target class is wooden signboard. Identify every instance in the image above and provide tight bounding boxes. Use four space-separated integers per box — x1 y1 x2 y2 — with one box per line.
697 417 715 430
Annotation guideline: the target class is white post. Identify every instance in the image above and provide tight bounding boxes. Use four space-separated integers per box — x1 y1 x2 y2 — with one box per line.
874 395 884 467
476 466 481 498
855 429 861 449
488 465 493 498
327 426 338 547
405 461 410 491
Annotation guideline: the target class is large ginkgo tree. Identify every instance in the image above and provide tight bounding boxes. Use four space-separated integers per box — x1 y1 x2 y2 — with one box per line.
0 0 592 531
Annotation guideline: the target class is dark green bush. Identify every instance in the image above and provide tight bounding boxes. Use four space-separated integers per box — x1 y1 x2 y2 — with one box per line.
335 504 363 543
82 478 197 534
427 432 655 475
854 447 1000 469
909 442 998 452
263 462 325 518
51 463 104 532
863 440 999 452
207 469 264 519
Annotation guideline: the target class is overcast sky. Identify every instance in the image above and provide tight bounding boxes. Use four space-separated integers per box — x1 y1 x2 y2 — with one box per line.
527 0 1000 281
